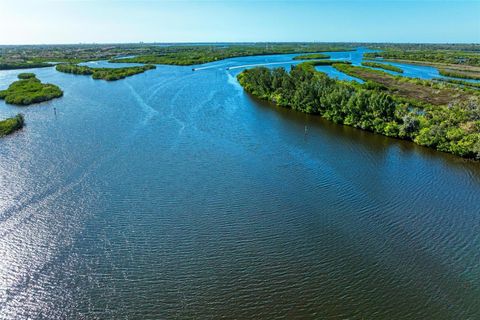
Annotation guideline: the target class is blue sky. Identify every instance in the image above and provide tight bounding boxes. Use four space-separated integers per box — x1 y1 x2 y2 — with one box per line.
0 0 479 44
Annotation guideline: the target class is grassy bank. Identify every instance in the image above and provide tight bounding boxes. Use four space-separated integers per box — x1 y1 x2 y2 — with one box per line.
109 45 355 66
0 74 63 105
333 64 476 106
0 62 52 70
438 68 480 80
0 114 24 137
361 61 403 73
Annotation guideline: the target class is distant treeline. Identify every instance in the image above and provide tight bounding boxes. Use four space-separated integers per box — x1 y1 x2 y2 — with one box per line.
110 45 355 66
332 64 477 106
367 43 480 52
0 62 52 70
237 63 480 159
2 43 479 69
55 64 156 81
365 50 480 67
0 43 358 68
293 53 330 60
361 62 403 73
301 60 351 66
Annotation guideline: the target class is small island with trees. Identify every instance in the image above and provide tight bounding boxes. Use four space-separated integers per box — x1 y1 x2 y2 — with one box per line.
55 64 156 81
0 73 63 105
0 114 24 137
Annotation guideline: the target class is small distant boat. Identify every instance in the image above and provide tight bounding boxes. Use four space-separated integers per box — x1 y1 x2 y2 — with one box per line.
192 68 196 71
226 67 230 70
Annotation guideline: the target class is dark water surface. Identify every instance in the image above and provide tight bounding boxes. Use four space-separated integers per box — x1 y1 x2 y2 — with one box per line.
1 50 480 319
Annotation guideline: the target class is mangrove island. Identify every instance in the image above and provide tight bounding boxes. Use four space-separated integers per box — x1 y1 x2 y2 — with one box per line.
0 114 25 137
0 74 63 105
55 64 156 81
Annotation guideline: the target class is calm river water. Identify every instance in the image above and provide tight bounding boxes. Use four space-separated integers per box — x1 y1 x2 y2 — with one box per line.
0 49 479 319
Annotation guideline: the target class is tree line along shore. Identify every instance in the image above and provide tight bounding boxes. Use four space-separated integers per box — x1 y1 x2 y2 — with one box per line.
237 62 480 159
1 43 479 157
55 64 156 81
0 43 358 70
0 113 24 137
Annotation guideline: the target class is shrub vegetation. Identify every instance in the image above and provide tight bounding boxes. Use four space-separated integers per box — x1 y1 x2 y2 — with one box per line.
0 114 24 137
293 53 330 60
56 64 156 81
17 73 37 79
361 62 403 73
237 63 480 159
0 74 63 105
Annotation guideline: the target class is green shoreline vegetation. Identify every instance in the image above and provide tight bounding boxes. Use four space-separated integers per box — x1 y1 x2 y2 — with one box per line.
237 63 480 159
0 74 63 105
0 114 24 137
0 43 358 69
1 43 478 69
293 53 330 60
0 62 52 70
55 64 156 81
332 64 477 106
361 61 404 73
109 45 355 66
364 50 480 67
302 60 351 66
438 69 480 80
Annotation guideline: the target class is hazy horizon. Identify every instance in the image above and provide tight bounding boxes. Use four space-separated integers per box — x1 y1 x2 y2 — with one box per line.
1 41 480 47
1 0 479 45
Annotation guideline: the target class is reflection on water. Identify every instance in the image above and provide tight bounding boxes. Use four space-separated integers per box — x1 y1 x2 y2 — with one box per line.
0 50 479 319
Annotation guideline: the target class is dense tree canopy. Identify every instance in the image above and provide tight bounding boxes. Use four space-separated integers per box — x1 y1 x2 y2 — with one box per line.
56 64 156 81
0 74 63 105
0 114 24 137
238 64 480 159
